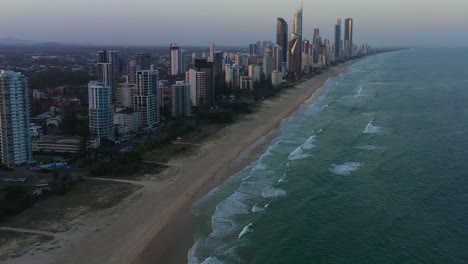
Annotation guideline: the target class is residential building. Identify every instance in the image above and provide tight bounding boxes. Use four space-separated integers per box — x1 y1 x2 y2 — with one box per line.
114 108 141 135
263 47 274 79
225 65 240 89
345 18 354 57
88 81 114 140
0 70 32 167
134 69 160 127
171 82 191 118
335 18 342 58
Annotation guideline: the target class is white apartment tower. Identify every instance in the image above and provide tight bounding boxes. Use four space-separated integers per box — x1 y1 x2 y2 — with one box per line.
187 69 206 107
88 81 114 140
0 70 32 167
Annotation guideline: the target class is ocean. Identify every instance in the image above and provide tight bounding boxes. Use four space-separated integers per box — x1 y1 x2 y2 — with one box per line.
186 49 468 264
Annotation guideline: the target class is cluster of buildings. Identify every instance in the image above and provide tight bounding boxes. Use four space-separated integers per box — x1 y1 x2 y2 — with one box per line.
0 2 371 168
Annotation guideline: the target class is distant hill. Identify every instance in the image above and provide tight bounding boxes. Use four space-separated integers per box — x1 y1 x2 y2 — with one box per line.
0 37 37 45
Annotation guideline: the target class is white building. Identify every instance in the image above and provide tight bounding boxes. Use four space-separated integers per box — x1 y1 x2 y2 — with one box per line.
248 65 261 82
29 124 44 138
88 81 114 140
240 76 254 90
225 64 240 89
134 68 161 127
117 82 135 108
114 108 141 135
171 82 191 118
187 69 206 107
0 70 32 167
170 44 187 76
263 47 274 79
271 70 283 87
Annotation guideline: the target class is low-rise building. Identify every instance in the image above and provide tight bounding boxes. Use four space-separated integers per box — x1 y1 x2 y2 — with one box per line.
32 135 100 153
114 108 142 135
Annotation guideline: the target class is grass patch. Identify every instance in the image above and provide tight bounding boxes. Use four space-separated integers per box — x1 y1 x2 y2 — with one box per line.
3 180 140 233
0 230 53 261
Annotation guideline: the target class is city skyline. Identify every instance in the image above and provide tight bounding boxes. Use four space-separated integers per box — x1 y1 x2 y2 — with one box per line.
1 0 467 47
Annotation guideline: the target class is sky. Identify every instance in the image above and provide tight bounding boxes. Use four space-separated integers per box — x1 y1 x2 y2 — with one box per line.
1 0 467 47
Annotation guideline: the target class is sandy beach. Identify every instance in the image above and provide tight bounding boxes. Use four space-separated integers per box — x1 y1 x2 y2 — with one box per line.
9 59 362 264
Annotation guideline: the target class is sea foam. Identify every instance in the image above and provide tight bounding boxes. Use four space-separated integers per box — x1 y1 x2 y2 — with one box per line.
329 162 363 176
238 223 254 239
363 120 381 134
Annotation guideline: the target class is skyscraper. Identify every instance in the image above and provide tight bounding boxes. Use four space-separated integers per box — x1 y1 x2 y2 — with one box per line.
193 59 215 106
345 18 354 57
273 45 283 72
134 68 160 127
335 18 342 58
171 82 191 118
290 3 303 74
225 65 240 89
263 47 274 79
97 50 119 100
293 6 303 37
249 43 259 57
187 69 206 107
0 70 32 167
276 18 288 64
313 28 320 45
170 43 180 76
288 33 302 74
88 81 114 140
209 43 216 63
136 53 151 71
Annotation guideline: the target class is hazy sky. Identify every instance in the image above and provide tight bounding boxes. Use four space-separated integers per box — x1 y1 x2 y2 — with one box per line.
1 0 467 47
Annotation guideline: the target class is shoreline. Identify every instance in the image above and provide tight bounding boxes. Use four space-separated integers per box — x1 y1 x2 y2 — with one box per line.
136 58 366 264
12 58 365 264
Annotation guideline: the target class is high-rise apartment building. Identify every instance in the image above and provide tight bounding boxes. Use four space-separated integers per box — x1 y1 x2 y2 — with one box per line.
263 47 274 79
274 45 283 72
193 59 215 106
88 81 114 140
187 69 206 107
276 18 288 64
136 53 151 71
0 70 32 167
170 43 180 76
134 68 160 127
97 50 119 100
225 65 240 89
171 82 191 117
345 18 354 57
335 19 342 58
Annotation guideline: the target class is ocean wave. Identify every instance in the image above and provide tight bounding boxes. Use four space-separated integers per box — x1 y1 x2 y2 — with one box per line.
302 135 316 150
201 257 224 264
329 162 363 176
238 223 254 239
363 120 381 134
252 205 265 213
357 145 383 150
262 186 287 198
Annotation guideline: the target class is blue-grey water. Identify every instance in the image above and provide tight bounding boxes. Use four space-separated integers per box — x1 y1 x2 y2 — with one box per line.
187 49 468 264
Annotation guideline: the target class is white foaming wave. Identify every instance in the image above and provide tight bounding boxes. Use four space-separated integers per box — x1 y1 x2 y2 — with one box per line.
321 104 329 110
239 181 268 197
329 162 363 176
288 146 311 161
363 120 381 134
357 145 383 150
262 186 287 198
211 191 250 237
301 135 316 150
201 257 224 264
356 85 365 98
278 172 287 183
252 205 265 213
187 239 201 264
238 223 254 239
